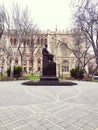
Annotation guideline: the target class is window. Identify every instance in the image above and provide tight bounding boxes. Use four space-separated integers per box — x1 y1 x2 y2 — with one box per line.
37 58 41 64
41 38 43 43
10 58 12 64
44 38 47 44
15 58 18 64
23 59 27 65
37 38 40 44
29 58 32 64
38 67 40 71
29 67 32 73
23 67 27 73
61 45 67 56
62 66 69 72
2 58 5 64
62 60 69 72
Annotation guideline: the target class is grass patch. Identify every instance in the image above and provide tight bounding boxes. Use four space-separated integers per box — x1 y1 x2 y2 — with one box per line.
0 76 2 80
0 75 40 81
93 80 98 82
0 75 7 81
26 75 40 80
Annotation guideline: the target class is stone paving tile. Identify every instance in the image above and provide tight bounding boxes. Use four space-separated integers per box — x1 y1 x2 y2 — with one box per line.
79 118 91 124
87 119 98 129
15 125 33 130
36 101 65 111
15 120 26 127
73 121 85 128
55 112 69 120
26 105 43 113
35 126 47 130
58 121 70 128
23 115 42 123
0 118 11 126
82 125 94 130
23 115 36 123
6 122 17 129
66 125 81 130
29 122 40 129
0 127 8 130
48 125 63 130
47 103 72 114
9 116 20 121
46 116 62 124
66 118 77 124
37 118 48 125
42 121 55 129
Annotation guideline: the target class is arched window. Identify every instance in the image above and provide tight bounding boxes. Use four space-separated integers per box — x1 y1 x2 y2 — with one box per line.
27 39 30 45
62 60 69 72
2 58 5 64
23 58 27 65
44 38 47 44
38 67 40 71
41 38 43 44
37 38 40 44
10 58 12 64
10 37 16 46
37 58 41 64
15 57 18 64
29 58 32 64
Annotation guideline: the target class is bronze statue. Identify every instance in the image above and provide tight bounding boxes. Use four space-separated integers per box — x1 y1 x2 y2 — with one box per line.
42 44 55 76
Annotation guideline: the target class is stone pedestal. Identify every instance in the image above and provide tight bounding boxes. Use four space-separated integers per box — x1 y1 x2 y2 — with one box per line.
40 76 58 81
41 59 59 83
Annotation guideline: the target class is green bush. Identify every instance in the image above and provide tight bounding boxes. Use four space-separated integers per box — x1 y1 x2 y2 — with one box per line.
7 66 22 78
7 67 10 77
70 66 84 79
14 66 22 78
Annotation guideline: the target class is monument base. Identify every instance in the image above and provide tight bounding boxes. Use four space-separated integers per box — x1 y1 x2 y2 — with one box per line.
22 76 77 86
40 76 58 81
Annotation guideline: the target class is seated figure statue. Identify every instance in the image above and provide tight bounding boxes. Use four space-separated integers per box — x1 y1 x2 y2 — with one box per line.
42 44 55 76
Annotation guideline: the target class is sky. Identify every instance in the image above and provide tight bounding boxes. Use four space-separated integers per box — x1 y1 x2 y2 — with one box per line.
0 0 74 31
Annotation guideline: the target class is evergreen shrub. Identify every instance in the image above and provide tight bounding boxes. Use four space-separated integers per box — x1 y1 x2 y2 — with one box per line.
70 66 84 79
7 66 22 78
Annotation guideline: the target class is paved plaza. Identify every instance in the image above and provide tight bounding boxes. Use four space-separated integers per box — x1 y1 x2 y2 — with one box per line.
0 80 98 130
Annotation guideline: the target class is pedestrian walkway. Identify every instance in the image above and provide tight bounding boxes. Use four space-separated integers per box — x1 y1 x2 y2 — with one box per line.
0 80 98 130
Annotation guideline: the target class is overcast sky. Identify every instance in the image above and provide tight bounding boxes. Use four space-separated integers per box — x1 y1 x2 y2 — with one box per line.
0 0 75 31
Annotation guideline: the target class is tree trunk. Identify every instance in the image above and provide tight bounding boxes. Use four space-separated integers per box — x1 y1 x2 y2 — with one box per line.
10 57 14 78
20 56 24 76
31 59 34 75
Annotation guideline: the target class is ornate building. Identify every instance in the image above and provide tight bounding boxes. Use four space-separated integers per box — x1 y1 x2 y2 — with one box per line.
0 29 87 77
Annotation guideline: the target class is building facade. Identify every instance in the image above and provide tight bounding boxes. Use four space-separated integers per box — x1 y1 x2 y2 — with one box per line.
0 29 87 77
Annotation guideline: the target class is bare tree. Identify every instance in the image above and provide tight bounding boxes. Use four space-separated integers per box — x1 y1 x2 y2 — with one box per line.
74 0 98 74
0 5 5 39
27 32 41 75
0 5 12 75
70 0 90 8
0 3 39 77
12 4 39 75
52 30 94 76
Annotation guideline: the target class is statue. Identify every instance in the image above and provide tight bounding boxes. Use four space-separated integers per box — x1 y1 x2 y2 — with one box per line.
42 44 56 76
22 44 77 85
